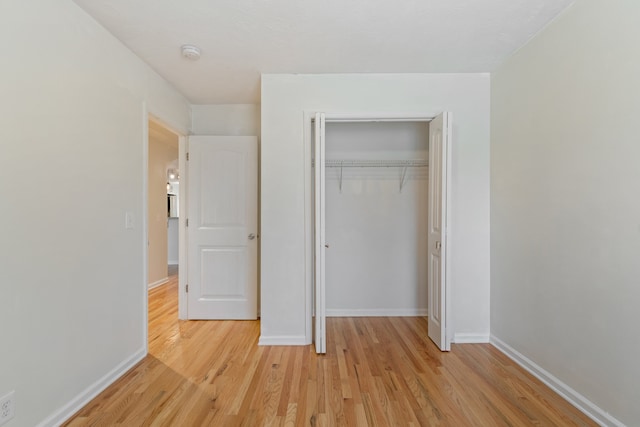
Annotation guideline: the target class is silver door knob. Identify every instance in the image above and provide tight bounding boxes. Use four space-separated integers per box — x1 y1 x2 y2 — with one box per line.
248 233 256 240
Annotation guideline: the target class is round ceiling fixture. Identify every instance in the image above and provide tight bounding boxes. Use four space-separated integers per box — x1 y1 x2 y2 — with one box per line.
181 45 201 60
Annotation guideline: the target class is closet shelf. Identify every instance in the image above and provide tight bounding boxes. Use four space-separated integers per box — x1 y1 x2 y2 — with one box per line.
316 159 428 193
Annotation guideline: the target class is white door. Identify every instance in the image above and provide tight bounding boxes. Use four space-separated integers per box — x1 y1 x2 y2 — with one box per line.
427 113 451 351
187 136 258 319
314 113 327 353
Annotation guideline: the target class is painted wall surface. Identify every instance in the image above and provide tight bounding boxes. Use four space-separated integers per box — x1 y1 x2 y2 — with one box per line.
325 122 429 316
191 104 260 136
261 74 490 343
148 127 178 286
491 1 640 425
0 1 190 426
168 218 179 265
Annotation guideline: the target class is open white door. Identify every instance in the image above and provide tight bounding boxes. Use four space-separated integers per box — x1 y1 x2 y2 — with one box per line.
427 112 451 351
187 136 258 319
314 113 327 353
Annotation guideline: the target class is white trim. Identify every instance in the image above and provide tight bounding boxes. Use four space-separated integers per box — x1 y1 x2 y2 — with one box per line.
36 347 146 427
168 260 179 266
444 112 454 350
490 335 626 427
258 335 309 346
303 111 314 346
326 308 428 317
453 333 490 343
178 135 188 320
148 277 169 290
319 112 438 122
142 104 150 356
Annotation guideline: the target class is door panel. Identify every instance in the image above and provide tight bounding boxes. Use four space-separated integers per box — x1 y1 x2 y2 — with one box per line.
187 136 258 320
200 248 246 298
200 149 245 226
427 113 451 351
314 112 327 354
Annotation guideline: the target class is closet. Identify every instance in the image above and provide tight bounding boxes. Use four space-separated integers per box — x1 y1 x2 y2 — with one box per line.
323 121 429 317
313 113 450 353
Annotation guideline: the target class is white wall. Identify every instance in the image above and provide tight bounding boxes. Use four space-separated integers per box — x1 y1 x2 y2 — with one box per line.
0 1 190 426
261 74 490 344
168 218 179 264
191 104 260 136
325 122 429 316
491 1 640 425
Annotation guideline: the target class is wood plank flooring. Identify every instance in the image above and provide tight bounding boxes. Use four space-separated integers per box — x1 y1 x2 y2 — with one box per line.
64 275 596 426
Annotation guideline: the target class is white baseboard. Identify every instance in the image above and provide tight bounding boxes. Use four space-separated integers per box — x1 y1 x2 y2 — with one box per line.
148 277 169 290
37 347 146 427
258 335 309 346
326 308 428 317
168 261 178 266
453 332 490 343
490 335 625 427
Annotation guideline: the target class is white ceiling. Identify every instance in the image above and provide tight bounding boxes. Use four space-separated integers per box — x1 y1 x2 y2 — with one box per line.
73 0 574 104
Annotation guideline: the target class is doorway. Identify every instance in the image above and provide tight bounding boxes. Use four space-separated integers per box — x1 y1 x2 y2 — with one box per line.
324 121 429 316
147 118 181 326
311 113 452 353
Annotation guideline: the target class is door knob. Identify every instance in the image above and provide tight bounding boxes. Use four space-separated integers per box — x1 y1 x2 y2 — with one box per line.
248 233 256 240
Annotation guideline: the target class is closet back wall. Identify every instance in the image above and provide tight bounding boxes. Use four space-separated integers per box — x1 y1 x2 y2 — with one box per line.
325 122 429 316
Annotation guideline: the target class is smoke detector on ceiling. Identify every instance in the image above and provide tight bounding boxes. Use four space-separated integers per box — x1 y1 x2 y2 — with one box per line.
181 45 201 60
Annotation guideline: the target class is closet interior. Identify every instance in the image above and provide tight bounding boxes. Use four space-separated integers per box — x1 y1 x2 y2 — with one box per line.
323 120 430 317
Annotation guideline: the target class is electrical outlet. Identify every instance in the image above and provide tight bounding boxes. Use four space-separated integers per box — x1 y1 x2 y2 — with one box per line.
0 391 15 426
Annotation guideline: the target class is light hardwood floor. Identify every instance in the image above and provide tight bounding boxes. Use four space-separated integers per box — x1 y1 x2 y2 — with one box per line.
65 275 596 426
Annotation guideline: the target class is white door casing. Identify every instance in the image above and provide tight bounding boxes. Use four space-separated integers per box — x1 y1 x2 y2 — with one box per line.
187 136 258 319
427 112 451 351
314 113 327 354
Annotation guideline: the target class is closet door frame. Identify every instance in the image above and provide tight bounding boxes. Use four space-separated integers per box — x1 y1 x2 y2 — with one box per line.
303 111 453 352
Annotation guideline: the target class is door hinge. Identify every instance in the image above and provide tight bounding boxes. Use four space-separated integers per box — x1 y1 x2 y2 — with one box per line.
186 152 189 161
186 284 189 293
186 218 189 227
